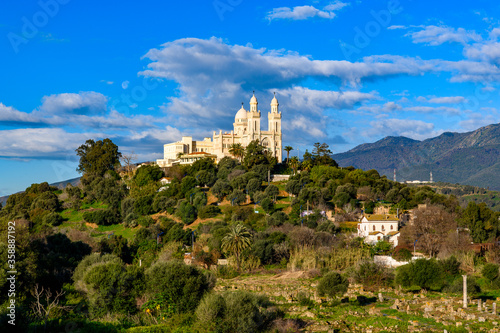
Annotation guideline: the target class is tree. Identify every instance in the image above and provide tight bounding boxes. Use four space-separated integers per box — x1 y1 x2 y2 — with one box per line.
395 258 444 290
121 151 137 174
400 205 456 257
228 189 247 206
229 143 245 162
76 138 122 176
289 156 299 175
283 146 293 163
212 179 232 202
221 224 252 271
133 164 164 187
312 142 338 167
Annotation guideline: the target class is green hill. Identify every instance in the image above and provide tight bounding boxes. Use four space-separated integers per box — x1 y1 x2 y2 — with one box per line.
333 123 500 190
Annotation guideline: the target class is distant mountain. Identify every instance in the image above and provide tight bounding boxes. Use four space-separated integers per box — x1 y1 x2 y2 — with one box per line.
333 123 500 190
0 177 81 207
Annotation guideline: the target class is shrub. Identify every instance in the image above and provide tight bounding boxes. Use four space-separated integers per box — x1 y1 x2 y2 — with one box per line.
145 261 212 313
317 272 349 298
195 290 281 333
395 258 444 290
42 212 63 226
444 276 481 296
198 205 222 219
261 197 275 214
138 215 155 227
176 200 197 225
482 263 499 281
392 247 412 262
134 195 153 216
83 209 120 226
440 256 461 276
352 260 393 290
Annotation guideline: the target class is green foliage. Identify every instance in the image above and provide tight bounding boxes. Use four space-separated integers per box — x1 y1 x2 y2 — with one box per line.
395 258 444 290
439 256 461 276
352 261 393 290
146 261 212 313
222 224 252 271
195 290 280 333
76 138 121 176
444 275 481 296
373 240 392 255
133 164 164 187
198 205 221 219
42 212 63 226
83 209 120 226
196 169 216 187
317 271 349 298
261 197 275 214
460 201 499 243
181 176 197 196
134 195 153 216
243 140 276 170
482 263 499 281
74 253 143 317
228 189 247 206
211 179 232 201
392 247 412 262
138 215 155 227
176 200 197 225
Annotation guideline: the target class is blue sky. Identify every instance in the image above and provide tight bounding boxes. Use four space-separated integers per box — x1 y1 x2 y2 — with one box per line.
1 0 500 196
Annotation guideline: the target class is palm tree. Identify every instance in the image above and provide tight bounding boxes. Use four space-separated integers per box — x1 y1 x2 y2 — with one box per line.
221 224 252 271
289 156 299 175
229 143 244 162
284 146 293 164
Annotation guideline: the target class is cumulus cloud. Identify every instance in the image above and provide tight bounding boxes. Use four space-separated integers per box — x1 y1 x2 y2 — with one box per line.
367 119 442 140
405 25 481 46
266 2 348 21
427 96 466 104
0 103 40 124
40 91 108 115
0 128 93 158
275 87 376 113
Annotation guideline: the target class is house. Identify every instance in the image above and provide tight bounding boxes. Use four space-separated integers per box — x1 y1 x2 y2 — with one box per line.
159 177 173 185
357 214 400 246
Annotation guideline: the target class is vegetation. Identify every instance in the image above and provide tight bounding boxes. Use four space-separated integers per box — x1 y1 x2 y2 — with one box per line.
3 137 500 332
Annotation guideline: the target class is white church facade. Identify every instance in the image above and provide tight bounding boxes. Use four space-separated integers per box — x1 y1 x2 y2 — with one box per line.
156 93 283 167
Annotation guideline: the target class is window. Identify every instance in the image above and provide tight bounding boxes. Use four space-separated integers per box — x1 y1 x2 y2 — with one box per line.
390 225 393 230
373 225 375 231
382 225 385 231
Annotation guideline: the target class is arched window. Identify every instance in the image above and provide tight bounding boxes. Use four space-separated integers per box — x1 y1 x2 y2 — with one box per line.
373 225 375 231
390 225 393 230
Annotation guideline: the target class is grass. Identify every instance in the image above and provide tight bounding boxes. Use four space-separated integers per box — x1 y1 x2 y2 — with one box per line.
95 223 138 239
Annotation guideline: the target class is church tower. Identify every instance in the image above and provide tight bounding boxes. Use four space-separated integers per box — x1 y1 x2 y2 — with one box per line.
247 92 261 140
268 92 282 162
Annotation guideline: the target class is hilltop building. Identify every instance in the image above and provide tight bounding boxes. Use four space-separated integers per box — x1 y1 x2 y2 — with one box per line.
357 214 400 246
156 93 282 167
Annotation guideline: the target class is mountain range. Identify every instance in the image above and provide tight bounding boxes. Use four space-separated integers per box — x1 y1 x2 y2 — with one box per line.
332 123 500 190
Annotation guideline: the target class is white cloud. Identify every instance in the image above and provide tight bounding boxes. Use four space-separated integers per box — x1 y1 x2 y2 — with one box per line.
405 106 461 115
459 113 497 131
367 119 442 140
275 87 376 113
0 103 39 123
40 92 108 115
405 25 481 46
266 2 348 21
0 128 92 158
427 96 466 104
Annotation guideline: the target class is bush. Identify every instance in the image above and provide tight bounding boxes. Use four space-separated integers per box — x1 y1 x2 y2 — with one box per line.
317 272 349 298
198 205 221 219
145 261 212 313
392 247 412 262
352 261 393 290
138 215 155 227
42 212 63 226
444 276 481 296
395 258 444 290
134 195 153 216
482 263 499 281
440 256 461 276
195 290 281 333
261 197 275 214
176 200 197 225
83 209 120 226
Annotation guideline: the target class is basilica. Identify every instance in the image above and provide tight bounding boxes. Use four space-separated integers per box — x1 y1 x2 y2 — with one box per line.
156 93 283 167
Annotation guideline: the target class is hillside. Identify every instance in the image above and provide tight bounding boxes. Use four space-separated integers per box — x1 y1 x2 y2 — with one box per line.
333 123 500 190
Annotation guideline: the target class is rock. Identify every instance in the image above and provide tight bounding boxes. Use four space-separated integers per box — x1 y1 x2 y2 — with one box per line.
456 322 462 327
479 317 486 322
303 311 315 318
